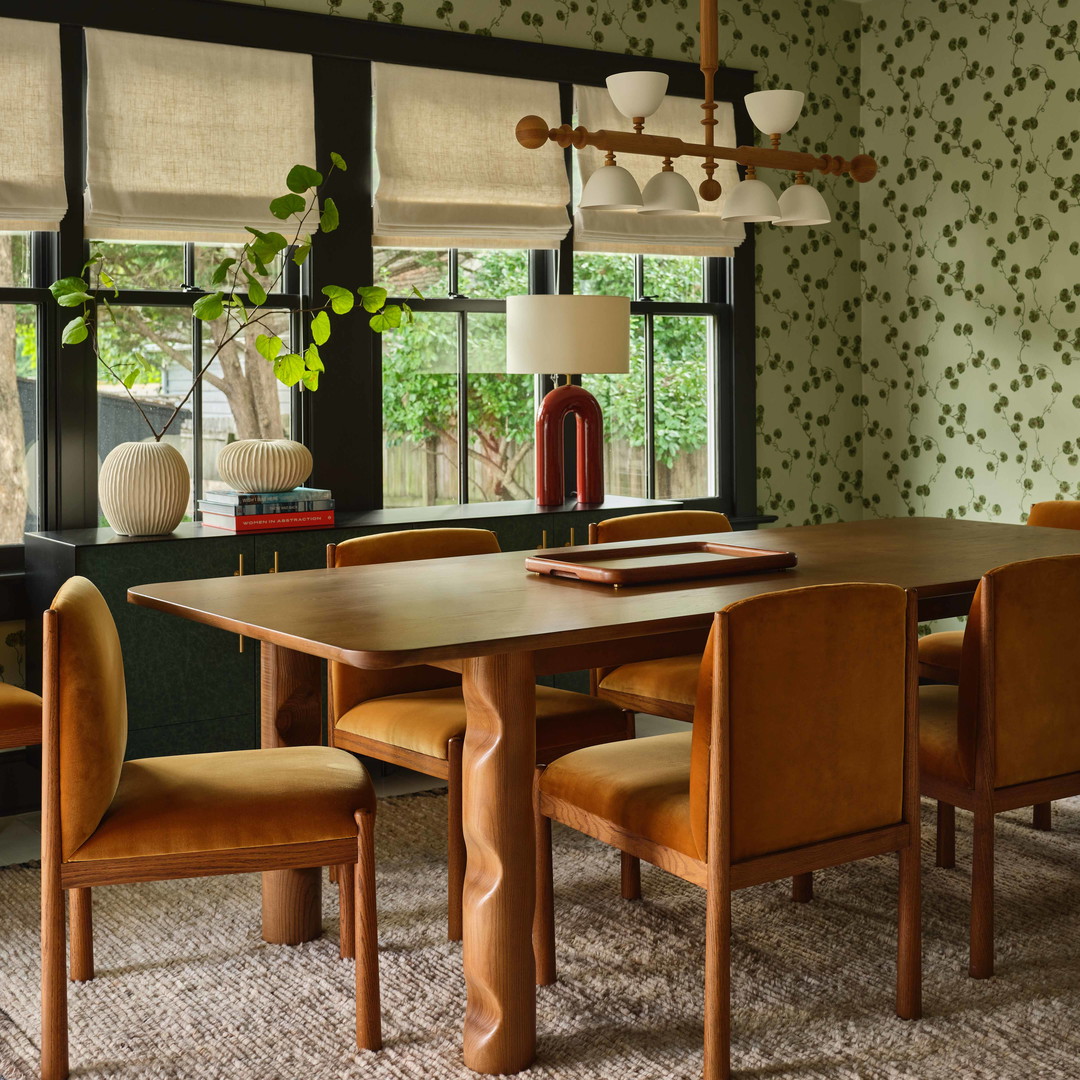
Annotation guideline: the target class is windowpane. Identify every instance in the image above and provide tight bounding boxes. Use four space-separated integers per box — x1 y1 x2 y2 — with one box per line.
0 302 37 540
643 255 703 303
574 251 634 296
97 305 194 522
374 247 448 299
654 315 710 498
0 233 31 288
382 310 458 507
584 315 646 498
467 313 534 502
201 310 292 498
194 241 286 292
457 249 529 299
88 239 186 291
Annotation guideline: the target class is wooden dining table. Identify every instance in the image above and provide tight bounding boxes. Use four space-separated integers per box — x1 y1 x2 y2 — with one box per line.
127 516 1080 1075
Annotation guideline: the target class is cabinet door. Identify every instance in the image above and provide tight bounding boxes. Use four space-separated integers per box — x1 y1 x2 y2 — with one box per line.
78 537 258 758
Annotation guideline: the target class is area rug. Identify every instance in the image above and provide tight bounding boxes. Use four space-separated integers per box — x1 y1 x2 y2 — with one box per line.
1 792 1077 1080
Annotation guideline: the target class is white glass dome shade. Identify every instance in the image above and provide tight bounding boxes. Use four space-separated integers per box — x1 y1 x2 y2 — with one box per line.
579 163 643 211
744 89 805 136
776 181 831 226
639 170 699 215
605 71 669 120
719 178 781 223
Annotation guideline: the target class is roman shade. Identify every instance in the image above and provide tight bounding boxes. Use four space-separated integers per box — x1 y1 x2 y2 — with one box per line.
0 19 66 231
372 63 571 249
573 85 745 255
84 30 316 240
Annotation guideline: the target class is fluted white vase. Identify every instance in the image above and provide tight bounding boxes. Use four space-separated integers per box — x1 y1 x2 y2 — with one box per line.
99 440 189 536
216 438 312 494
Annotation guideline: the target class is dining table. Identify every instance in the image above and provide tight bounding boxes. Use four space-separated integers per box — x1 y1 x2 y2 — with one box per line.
127 516 1080 1075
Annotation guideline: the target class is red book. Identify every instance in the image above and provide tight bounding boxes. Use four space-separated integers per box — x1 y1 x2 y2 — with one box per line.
200 509 336 533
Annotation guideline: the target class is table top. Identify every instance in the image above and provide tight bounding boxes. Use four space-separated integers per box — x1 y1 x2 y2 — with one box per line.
127 517 1080 669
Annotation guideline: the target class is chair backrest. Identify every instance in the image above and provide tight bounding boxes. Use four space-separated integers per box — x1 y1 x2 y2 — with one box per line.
44 577 128 860
327 528 502 716
1027 500 1080 530
957 554 1080 789
689 582 912 864
588 510 732 545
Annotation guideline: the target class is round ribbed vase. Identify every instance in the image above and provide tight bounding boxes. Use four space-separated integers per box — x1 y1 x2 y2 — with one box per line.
216 438 313 494
99 440 190 536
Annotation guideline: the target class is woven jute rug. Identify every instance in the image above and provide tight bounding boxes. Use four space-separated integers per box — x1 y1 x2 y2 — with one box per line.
0 792 1077 1079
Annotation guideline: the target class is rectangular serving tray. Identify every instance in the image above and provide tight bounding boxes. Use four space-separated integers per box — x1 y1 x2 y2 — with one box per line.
525 540 798 586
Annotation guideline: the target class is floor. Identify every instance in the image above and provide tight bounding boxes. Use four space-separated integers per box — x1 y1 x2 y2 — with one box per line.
0 713 682 868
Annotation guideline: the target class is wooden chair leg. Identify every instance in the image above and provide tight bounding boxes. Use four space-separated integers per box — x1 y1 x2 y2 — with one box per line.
446 737 465 943
354 810 382 1052
533 767 556 987
969 801 995 979
337 863 356 960
1032 802 1052 831
703 878 732 1080
935 801 956 869
791 872 813 903
896 839 922 1019
620 853 642 900
68 887 94 982
41 869 69 1080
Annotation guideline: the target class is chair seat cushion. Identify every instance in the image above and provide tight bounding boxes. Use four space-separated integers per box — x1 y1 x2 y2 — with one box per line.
538 731 696 859
598 654 701 709
0 683 42 748
336 685 628 762
69 746 373 863
919 684 972 787
917 630 964 684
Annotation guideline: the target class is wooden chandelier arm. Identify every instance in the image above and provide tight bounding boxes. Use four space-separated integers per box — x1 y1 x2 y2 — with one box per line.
515 116 878 190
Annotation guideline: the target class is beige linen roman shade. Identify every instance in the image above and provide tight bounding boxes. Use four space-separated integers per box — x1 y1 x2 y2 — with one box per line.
372 63 570 250
83 30 316 241
573 85 744 255
0 19 66 231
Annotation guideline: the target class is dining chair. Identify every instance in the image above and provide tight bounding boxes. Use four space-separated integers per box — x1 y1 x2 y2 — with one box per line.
918 499 1080 832
533 582 921 1080
40 577 381 1080
327 527 636 940
587 509 733 724
0 681 41 749
921 553 1080 978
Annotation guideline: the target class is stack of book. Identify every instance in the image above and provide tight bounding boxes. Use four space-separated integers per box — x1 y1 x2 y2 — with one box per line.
199 487 335 533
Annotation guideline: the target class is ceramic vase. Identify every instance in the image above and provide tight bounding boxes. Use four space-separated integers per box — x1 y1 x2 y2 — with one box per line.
216 438 313 494
99 440 189 536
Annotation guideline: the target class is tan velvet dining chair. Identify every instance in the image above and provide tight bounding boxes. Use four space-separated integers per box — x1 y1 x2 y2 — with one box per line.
920 553 1080 978
0 681 41 750
918 499 1080 832
533 582 921 1080
326 527 635 940
40 577 381 1080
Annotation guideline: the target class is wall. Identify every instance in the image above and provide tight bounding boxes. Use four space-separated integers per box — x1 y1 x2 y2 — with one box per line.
225 0 868 525
860 0 1079 523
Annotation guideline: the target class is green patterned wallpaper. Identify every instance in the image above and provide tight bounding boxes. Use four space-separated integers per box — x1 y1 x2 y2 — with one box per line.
860 0 1079 525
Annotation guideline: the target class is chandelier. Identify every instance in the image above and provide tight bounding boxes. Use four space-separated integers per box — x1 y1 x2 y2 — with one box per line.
515 0 877 225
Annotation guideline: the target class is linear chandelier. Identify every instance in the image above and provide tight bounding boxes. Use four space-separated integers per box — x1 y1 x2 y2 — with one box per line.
515 0 877 226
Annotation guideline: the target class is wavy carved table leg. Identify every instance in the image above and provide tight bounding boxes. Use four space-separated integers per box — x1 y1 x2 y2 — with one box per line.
461 651 538 1075
260 641 324 945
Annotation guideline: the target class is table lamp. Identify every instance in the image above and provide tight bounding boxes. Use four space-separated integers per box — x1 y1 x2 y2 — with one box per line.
506 294 630 508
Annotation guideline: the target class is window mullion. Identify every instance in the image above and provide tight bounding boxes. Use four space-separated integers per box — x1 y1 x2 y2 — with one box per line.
643 310 655 500
457 309 469 504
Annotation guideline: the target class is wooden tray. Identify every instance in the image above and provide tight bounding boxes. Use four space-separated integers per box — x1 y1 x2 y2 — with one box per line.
525 540 797 586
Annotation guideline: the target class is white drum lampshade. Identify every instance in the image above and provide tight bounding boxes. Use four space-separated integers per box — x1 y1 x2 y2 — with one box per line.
579 164 643 210
507 295 630 375
640 170 699 215
744 89 805 135
777 182 831 226
605 71 669 120
719 178 782 223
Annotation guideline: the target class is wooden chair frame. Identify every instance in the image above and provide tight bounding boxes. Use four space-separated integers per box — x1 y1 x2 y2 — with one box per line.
925 573 1080 978
534 592 922 1080
40 607 381 1080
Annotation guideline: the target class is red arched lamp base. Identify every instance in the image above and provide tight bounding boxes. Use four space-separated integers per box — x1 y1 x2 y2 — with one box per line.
535 382 605 508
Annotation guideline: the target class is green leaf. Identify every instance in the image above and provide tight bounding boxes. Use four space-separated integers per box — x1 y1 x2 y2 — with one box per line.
243 269 267 307
329 151 347 172
192 292 225 321
310 310 331 346
273 351 307 387
357 285 388 313
304 342 325 372
286 164 323 193
56 290 94 307
319 196 339 233
121 366 141 389
321 285 354 315
269 193 307 219
256 334 284 362
50 276 89 302
211 257 237 285
98 269 118 297
302 370 320 392
292 242 311 267
369 304 402 333
402 301 414 325
61 315 88 345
